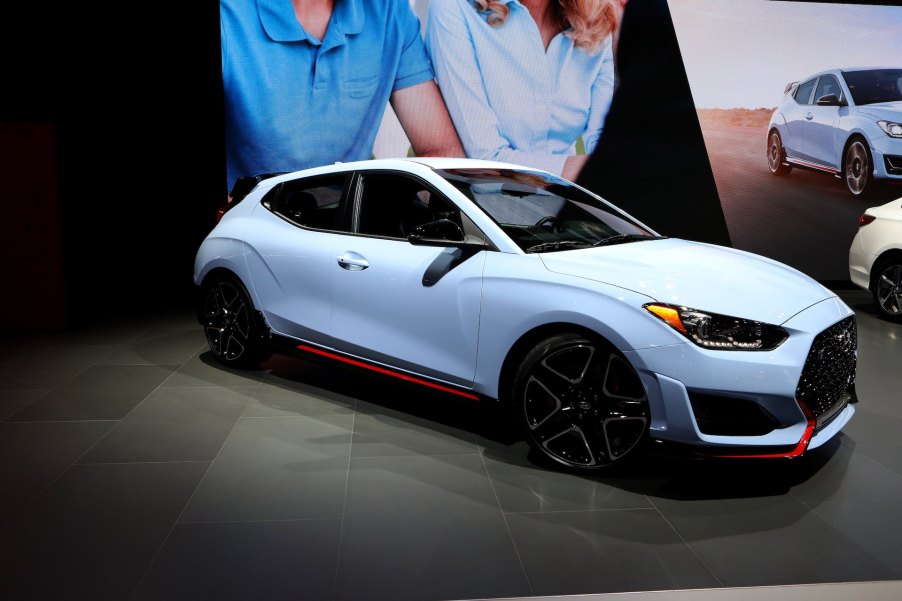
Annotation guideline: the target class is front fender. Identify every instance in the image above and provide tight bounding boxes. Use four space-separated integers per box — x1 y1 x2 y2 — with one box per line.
472 252 684 399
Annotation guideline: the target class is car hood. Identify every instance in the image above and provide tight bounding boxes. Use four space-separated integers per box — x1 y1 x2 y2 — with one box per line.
539 238 833 325
854 101 902 120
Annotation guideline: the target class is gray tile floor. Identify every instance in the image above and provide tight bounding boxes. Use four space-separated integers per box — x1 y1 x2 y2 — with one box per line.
0 290 900 600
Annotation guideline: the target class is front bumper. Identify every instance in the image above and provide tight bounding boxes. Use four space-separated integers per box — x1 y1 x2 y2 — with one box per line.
870 135 902 181
625 296 855 455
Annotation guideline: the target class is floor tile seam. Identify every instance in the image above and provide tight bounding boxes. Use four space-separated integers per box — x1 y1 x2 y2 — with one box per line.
855 447 902 480
128 379 261 598
0 358 221 530
238 413 356 420
2 354 110 421
478 448 536 597
502 506 658 516
177 517 343 526
2 419 121 424
795 495 902 578
2 362 184 423
94 320 165 364
647 498 726 588
348 451 484 461
76 460 212 466
331 407 356 600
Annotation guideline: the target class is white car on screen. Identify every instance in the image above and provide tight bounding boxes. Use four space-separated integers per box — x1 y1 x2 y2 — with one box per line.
850 197 902 319
195 158 857 470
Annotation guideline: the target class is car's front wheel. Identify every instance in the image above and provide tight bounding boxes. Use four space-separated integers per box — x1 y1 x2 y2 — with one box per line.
767 130 792 176
513 333 649 470
873 258 902 320
201 274 271 367
844 137 874 197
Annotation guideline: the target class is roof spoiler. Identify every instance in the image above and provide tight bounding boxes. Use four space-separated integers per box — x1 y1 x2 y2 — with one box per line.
229 172 287 203
783 81 798 95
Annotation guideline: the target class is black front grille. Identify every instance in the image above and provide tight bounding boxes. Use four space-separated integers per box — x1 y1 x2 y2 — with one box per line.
796 316 857 428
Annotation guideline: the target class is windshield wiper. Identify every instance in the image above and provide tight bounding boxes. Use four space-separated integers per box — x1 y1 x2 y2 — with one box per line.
524 240 592 254
592 234 666 247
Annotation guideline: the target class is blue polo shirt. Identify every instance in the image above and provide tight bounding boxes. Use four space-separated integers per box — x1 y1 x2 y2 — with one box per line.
221 0 435 188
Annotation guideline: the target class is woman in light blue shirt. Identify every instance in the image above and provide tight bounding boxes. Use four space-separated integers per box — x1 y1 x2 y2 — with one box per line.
425 0 618 180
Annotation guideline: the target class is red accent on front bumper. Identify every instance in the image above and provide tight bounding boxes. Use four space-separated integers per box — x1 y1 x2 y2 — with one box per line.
698 400 817 459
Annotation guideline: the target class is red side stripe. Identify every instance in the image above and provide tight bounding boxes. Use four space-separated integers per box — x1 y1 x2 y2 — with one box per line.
296 345 480 401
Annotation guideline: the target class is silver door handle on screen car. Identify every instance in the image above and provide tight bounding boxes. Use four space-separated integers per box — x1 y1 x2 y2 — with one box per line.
806 112 814 120
337 255 369 271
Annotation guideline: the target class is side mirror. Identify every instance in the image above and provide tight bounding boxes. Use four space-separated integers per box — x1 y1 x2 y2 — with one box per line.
408 219 466 245
816 94 845 107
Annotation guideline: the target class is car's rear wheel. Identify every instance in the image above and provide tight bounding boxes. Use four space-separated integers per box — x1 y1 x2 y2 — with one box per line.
873 258 902 320
201 274 271 367
844 137 874 197
767 130 792 176
513 333 649 470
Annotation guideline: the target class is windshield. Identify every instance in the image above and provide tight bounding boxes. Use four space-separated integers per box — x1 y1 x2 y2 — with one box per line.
434 168 658 253
842 69 902 105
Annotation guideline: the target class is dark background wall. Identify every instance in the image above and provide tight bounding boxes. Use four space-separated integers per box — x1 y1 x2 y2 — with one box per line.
1 3 224 326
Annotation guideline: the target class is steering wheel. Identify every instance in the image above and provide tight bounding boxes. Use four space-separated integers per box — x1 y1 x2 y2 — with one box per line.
535 215 560 232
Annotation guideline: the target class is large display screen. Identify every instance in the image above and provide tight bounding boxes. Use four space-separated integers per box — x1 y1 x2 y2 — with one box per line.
670 0 902 281
220 0 902 282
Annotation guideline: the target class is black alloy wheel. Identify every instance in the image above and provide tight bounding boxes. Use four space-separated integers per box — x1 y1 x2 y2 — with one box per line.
844 138 874 197
874 259 902 320
514 333 649 470
767 130 792 176
201 275 271 367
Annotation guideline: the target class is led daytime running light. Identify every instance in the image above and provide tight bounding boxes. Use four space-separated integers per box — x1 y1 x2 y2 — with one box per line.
878 120 902 138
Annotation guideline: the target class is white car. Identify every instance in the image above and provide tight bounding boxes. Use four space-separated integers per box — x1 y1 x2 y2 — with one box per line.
195 158 857 470
850 197 902 318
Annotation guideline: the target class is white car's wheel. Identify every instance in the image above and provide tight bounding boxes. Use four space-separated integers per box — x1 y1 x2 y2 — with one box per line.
844 138 874 197
201 274 271 367
767 130 792 176
514 333 649 470
874 258 902 320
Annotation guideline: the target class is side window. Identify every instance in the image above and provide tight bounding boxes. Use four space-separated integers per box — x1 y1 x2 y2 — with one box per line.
814 75 841 103
356 173 463 239
794 78 817 105
272 174 349 231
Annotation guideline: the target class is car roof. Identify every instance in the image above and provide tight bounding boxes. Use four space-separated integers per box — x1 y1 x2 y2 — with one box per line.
801 67 900 81
259 158 544 189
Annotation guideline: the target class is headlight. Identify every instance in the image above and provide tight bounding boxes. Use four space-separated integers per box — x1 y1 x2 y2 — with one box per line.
878 120 902 138
644 304 788 351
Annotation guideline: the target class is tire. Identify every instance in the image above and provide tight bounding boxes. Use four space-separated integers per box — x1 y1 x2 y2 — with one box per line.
767 130 792 176
873 258 902 320
844 137 875 197
513 332 649 470
200 274 272 368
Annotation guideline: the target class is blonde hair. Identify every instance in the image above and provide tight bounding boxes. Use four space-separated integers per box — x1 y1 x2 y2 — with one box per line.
472 0 618 53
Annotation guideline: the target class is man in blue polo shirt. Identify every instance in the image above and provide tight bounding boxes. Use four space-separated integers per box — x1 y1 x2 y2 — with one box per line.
221 0 464 190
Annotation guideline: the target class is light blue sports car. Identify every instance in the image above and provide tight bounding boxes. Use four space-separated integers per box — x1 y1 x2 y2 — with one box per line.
195 158 857 470
768 67 902 196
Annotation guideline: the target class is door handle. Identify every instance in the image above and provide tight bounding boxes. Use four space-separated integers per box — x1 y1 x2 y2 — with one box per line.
805 112 814 120
337 255 369 271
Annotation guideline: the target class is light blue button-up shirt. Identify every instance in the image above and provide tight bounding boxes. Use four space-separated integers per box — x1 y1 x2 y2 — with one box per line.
221 0 434 188
425 0 615 175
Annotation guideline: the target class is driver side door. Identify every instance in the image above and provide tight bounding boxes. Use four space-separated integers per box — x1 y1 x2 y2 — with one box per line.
329 171 487 387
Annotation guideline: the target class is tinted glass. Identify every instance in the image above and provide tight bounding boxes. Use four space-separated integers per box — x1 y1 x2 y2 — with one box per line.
434 168 657 253
814 75 842 103
357 173 462 239
273 174 348 231
842 69 902 105
795 78 817 105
